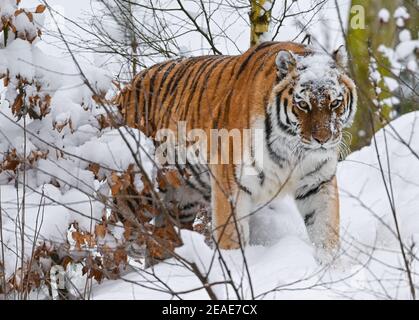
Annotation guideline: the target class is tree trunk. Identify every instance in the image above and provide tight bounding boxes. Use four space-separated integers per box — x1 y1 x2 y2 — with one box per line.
249 0 272 47
346 0 405 150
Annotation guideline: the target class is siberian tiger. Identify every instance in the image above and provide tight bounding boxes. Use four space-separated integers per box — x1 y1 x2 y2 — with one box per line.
116 41 357 251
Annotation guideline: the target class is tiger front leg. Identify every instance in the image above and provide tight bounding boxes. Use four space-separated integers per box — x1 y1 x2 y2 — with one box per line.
295 175 340 253
210 165 252 250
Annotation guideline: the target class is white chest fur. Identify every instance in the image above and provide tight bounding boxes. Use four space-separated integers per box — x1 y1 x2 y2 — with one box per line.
235 118 338 206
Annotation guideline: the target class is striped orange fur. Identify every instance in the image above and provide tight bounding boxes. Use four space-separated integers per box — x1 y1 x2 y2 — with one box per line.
116 41 357 251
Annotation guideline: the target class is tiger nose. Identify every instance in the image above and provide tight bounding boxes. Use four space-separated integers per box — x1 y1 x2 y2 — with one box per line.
312 130 331 145
313 136 329 145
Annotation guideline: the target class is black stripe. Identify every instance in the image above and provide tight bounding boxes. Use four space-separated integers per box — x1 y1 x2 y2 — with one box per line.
264 92 290 166
233 168 252 196
185 162 211 191
148 61 169 98
161 59 203 128
275 90 297 136
303 159 328 178
249 135 265 186
216 58 236 92
173 162 201 192
258 170 265 186
173 162 211 200
120 88 132 124
173 60 205 114
151 61 179 127
192 58 228 124
264 110 286 167
159 58 188 105
304 210 316 226
236 42 277 78
168 58 197 95
347 90 353 122
179 201 201 211
145 63 169 134
253 50 277 76
133 71 148 127
290 105 299 120
238 184 252 195
214 90 233 128
198 57 227 96
180 57 217 120
295 175 334 200
152 60 179 108
172 206 198 222
283 97 292 127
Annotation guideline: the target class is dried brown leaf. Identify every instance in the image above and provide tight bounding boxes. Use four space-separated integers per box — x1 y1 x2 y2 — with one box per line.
35 4 46 13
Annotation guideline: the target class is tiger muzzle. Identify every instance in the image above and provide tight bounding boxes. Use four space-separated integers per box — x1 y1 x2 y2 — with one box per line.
311 126 332 145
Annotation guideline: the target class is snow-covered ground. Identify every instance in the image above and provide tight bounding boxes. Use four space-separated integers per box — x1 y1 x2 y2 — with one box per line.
1 0 418 301
91 112 419 300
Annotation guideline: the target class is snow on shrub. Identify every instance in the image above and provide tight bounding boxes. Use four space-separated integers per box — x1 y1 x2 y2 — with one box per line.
0 1 158 298
375 6 418 115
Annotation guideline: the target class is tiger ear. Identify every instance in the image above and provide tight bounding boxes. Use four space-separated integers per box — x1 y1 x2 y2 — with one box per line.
275 50 296 78
333 45 348 69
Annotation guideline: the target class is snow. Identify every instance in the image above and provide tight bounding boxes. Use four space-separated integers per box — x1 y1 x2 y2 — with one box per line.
378 8 390 23
14 11 37 40
394 6 410 28
399 29 411 42
296 53 342 91
0 0 15 17
0 97 157 280
382 96 400 107
394 6 410 20
395 40 419 61
0 39 35 80
383 76 399 92
91 112 419 300
0 183 97 278
0 1 156 285
262 1 273 13
76 127 155 173
407 59 418 73
369 58 381 83
378 31 418 77
259 31 273 43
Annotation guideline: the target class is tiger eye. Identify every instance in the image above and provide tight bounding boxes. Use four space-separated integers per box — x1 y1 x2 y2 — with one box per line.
330 99 341 109
297 101 309 111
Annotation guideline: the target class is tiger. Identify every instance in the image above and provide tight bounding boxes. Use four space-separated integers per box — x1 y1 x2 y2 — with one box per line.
116 41 357 252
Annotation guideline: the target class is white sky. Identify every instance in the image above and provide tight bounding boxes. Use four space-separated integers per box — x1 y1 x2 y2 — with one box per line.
20 0 351 51
16 0 351 80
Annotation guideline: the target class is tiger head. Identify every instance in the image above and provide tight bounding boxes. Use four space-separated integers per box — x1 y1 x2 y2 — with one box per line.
270 46 357 152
